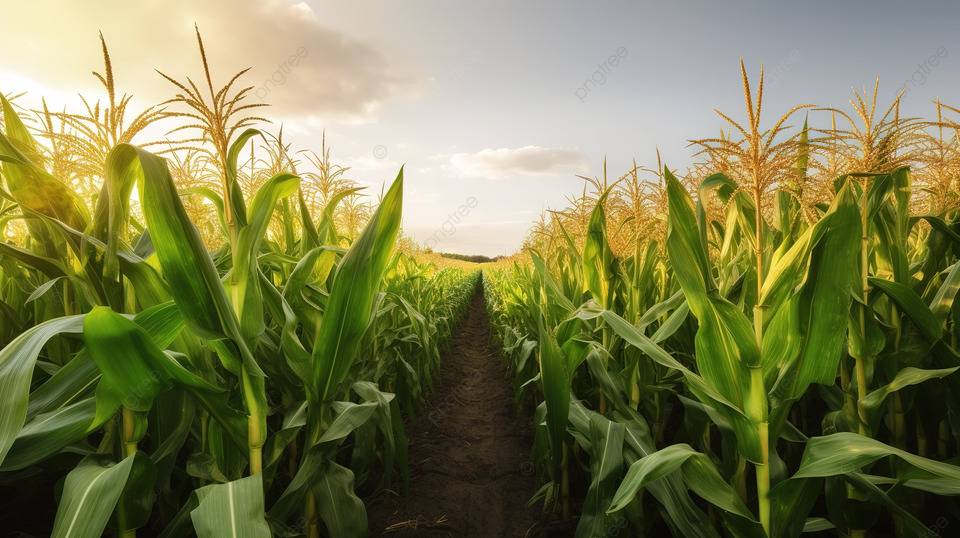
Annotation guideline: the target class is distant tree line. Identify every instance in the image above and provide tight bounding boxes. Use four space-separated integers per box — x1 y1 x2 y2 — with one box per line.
438 251 503 263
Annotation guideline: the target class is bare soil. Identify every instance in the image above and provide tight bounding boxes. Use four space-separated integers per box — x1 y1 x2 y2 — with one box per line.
368 290 541 537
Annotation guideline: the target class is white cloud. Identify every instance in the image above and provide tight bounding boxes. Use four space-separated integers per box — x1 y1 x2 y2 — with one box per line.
0 0 413 123
446 146 587 179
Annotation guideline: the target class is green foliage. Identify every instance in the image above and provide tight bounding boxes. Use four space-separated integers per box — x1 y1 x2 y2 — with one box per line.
485 162 960 536
1 118 477 536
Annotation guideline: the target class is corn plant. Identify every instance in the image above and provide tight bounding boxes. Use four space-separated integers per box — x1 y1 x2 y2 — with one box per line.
0 33 478 538
485 64 960 537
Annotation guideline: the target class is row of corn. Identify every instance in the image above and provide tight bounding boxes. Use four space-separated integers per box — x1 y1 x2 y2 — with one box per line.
484 65 960 537
0 32 478 537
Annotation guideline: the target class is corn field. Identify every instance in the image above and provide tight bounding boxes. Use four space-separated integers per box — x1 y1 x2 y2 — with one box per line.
0 32 478 537
483 65 960 536
2 25 960 538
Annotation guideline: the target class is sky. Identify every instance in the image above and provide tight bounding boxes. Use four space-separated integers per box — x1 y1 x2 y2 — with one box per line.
1 0 958 256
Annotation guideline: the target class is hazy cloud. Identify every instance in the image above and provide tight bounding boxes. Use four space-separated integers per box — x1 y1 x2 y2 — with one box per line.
447 146 587 179
0 0 412 122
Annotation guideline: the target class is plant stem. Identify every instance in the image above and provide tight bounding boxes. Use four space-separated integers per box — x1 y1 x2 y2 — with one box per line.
306 491 320 538
855 191 872 436
240 357 267 476
120 408 138 538
121 407 138 457
751 188 771 535
749 367 771 535
248 414 263 475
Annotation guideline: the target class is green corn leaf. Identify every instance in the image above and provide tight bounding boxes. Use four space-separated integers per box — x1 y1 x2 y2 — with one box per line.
224 128 262 229
26 276 68 303
312 168 403 402
106 144 240 343
318 187 364 245
313 460 368 538
182 185 227 234
352 380 400 484
316 401 378 445
860 366 959 410
26 352 98 419
930 261 960 321
635 289 684 330
532 251 576 315
1 398 97 471
767 181 860 430
861 473 960 495
580 306 749 423
283 245 345 346
84 306 172 415
190 474 271 538
696 172 737 232
115 452 158 534
758 210 833 325
226 172 300 342
269 447 324 522
869 276 942 342
606 404 721 538
84 306 223 425
0 314 85 465
22 302 183 427
575 414 626 538
650 301 689 343
92 141 138 282
268 446 367 537
0 95 88 233
583 193 618 309
607 443 758 527
769 473 823 538
917 214 960 247
792 432 960 480
538 317 571 479
802 518 835 532
664 167 760 463
51 454 136 538
570 403 671 534
0 242 68 278
297 189 319 254
842 472 940 537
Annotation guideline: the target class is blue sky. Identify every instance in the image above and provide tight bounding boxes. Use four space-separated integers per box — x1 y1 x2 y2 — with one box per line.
2 0 958 255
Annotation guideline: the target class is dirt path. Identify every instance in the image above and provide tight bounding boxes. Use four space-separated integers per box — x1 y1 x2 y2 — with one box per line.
369 289 540 537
